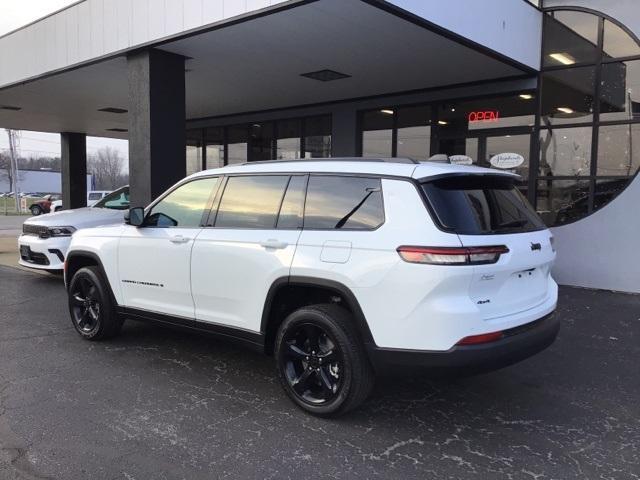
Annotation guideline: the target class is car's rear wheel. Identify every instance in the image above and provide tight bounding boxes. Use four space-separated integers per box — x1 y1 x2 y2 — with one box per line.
68 266 122 340
30 205 42 216
275 304 375 416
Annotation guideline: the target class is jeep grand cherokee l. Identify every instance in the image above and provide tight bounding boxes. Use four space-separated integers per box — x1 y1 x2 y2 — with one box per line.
64 159 558 416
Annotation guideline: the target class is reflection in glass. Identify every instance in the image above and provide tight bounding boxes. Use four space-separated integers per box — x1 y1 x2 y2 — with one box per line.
227 126 248 165
594 178 630 211
216 176 289 229
397 106 431 160
147 177 220 228
186 129 203 175
249 123 274 162
205 127 224 169
439 94 535 131
603 20 640 59
597 124 640 176
542 11 599 67
599 60 640 122
304 115 332 158
536 179 590 226
277 175 306 229
305 176 384 230
541 67 595 125
539 127 592 176
276 119 301 159
362 110 393 157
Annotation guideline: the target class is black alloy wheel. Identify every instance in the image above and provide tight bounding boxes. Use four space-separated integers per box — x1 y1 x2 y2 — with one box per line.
279 322 344 405
67 266 123 340
70 276 101 335
275 304 375 416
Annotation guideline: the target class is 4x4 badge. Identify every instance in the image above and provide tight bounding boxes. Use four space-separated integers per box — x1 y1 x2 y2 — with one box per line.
530 242 542 251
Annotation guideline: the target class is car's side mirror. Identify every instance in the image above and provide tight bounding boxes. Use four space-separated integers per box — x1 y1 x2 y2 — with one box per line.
125 207 145 227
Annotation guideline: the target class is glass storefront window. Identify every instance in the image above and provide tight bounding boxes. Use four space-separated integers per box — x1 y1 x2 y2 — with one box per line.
536 179 590 226
249 122 274 161
603 20 640 59
597 124 640 176
397 106 431 160
186 129 203 175
486 134 531 183
438 93 536 131
205 127 224 169
594 178 630 211
304 115 332 158
227 125 248 165
541 67 595 125
599 60 640 122
539 127 592 176
542 11 599 67
276 119 301 159
362 110 393 157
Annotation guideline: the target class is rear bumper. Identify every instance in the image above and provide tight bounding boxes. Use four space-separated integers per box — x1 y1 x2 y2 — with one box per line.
367 312 559 375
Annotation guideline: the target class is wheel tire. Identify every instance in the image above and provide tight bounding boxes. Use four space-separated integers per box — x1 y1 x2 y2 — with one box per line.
68 266 123 341
275 304 375 417
30 205 42 216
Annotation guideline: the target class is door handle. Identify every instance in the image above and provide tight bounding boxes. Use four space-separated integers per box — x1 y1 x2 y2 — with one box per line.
260 239 288 249
169 235 191 244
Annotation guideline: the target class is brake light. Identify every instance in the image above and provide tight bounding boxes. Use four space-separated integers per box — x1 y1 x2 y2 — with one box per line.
397 245 509 265
457 331 503 345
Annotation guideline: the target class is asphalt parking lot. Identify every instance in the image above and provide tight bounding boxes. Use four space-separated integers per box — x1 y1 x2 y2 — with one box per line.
0 265 639 480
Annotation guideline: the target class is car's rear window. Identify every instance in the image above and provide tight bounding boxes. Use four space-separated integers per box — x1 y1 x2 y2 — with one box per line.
421 175 545 235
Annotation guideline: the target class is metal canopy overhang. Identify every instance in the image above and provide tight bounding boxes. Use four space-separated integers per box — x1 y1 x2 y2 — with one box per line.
0 0 534 140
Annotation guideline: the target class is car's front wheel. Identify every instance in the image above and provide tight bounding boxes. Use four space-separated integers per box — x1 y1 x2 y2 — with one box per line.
275 304 375 416
30 205 42 216
68 266 122 340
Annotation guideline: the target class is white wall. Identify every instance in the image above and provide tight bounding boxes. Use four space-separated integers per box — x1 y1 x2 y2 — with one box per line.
543 0 640 293
0 0 290 88
388 0 542 70
0 171 93 194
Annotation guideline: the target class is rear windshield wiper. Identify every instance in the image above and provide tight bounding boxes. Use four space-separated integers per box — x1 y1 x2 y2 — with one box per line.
491 219 529 232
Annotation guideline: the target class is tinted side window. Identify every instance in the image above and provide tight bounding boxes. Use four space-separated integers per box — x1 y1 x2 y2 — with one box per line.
304 176 384 230
215 175 289 229
95 187 130 210
146 177 220 227
277 175 307 229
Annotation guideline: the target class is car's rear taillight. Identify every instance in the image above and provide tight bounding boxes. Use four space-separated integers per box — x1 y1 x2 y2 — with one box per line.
397 245 509 265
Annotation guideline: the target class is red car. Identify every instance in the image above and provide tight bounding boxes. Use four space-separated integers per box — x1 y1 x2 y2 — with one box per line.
29 195 60 216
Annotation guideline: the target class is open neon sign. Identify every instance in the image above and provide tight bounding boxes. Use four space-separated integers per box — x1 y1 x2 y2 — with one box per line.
468 111 500 123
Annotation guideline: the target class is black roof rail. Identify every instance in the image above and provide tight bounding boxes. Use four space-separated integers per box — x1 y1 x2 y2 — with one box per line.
238 157 419 166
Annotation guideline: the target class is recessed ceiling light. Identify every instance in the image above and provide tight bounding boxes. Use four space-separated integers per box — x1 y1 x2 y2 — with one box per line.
98 107 128 114
557 107 574 114
549 52 576 65
438 120 448 125
106 128 128 132
380 109 394 115
451 108 456 112
0 105 21 111
519 94 534 100
300 69 351 82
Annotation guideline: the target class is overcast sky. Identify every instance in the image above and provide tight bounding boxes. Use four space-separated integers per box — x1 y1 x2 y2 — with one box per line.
0 0 129 167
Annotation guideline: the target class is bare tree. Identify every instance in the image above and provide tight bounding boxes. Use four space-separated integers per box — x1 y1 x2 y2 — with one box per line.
88 147 127 190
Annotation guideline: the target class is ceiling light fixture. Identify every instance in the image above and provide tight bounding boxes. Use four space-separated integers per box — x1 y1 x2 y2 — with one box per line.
106 128 128 132
0 105 22 111
380 109 394 115
98 107 128 114
549 52 576 65
300 69 351 82
557 107 574 114
438 120 448 125
519 94 534 100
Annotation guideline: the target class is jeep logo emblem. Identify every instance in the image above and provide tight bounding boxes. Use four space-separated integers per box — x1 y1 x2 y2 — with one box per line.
530 242 542 252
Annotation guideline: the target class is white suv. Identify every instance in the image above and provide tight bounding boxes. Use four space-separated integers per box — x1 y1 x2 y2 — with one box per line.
64 159 558 416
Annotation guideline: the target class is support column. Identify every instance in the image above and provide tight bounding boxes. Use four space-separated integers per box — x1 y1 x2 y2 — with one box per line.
331 106 359 157
127 49 185 207
60 132 87 209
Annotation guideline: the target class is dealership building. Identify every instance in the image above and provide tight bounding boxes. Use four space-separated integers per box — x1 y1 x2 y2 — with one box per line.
0 0 638 293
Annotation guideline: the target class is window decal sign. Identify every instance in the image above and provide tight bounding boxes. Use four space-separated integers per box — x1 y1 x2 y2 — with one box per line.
449 155 474 165
468 111 500 123
490 152 525 169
